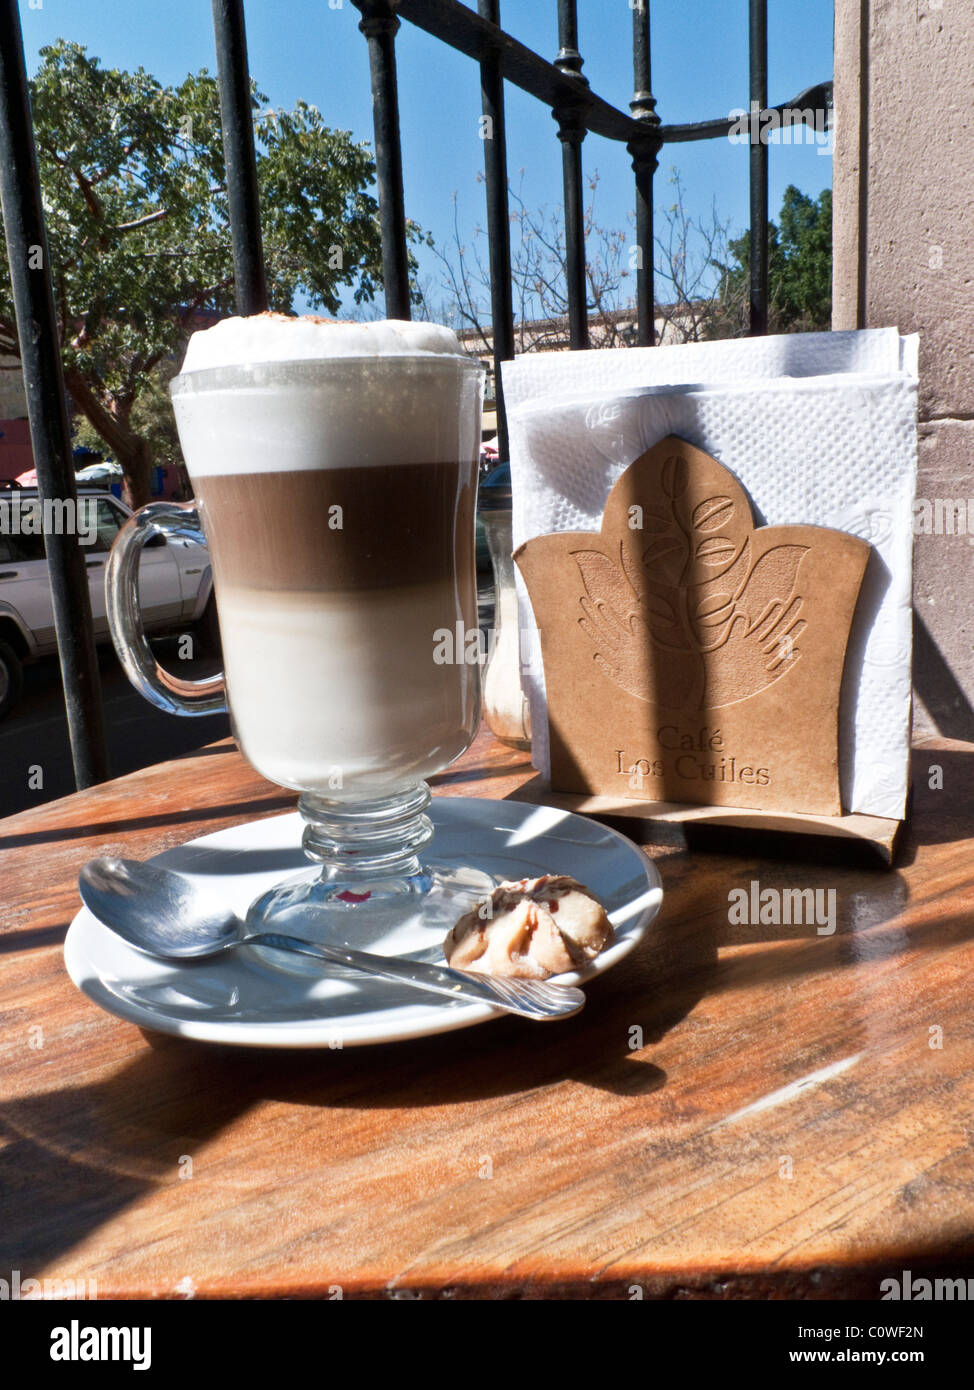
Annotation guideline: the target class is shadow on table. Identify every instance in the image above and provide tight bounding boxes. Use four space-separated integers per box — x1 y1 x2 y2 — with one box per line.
0 794 297 853
10 871 974 1273
0 897 710 1269
0 1113 149 1273
174 742 238 759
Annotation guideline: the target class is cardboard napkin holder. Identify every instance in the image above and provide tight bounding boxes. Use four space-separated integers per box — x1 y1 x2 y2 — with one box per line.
514 435 903 859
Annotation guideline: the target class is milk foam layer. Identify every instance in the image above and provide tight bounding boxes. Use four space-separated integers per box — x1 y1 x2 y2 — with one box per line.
180 313 467 373
172 317 482 476
218 584 479 794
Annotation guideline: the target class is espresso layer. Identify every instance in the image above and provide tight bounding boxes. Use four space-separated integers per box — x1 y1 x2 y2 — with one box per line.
194 463 476 592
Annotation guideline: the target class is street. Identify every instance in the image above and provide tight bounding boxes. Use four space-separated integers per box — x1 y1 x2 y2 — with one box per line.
0 637 230 819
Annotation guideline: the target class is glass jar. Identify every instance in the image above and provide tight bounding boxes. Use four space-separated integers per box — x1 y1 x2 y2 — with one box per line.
478 463 531 749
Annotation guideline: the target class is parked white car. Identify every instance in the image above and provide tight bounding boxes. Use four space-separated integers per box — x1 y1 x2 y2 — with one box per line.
0 487 214 717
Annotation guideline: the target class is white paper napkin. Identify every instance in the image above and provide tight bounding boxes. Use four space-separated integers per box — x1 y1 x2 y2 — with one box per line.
502 330 919 820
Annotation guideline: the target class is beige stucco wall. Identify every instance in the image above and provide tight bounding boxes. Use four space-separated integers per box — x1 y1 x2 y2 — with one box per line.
833 0 974 737
0 354 27 418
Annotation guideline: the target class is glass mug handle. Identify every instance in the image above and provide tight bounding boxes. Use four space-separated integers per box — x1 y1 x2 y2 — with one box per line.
105 500 227 716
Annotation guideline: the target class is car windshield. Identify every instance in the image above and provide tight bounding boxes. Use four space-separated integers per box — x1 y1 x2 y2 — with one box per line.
0 499 46 562
0 495 126 562
86 498 125 552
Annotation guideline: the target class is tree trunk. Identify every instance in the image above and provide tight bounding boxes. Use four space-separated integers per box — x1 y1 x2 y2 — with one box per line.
118 435 152 511
62 367 153 509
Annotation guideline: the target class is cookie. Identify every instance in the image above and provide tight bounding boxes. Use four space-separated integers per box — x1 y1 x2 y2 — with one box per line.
444 874 613 979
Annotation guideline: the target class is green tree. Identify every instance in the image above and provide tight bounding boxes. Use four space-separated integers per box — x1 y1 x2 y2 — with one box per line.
0 41 421 506
711 185 832 336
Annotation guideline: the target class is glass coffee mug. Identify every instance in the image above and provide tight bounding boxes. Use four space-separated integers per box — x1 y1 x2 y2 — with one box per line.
106 352 488 948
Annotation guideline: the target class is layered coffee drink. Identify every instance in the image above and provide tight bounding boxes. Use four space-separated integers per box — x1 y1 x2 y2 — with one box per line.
170 314 483 796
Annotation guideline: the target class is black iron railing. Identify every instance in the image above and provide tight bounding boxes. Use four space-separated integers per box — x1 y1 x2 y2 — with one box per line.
0 0 109 784
0 0 831 789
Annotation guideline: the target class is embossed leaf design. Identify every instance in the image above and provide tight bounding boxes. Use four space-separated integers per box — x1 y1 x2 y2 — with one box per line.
619 540 644 598
695 536 737 567
574 549 633 601
695 593 734 626
646 591 678 626
642 532 686 584
692 496 735 533
708 537 751 598
661 454 688 498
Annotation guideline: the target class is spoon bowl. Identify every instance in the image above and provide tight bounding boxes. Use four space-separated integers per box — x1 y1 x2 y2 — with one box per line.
80 856 243 958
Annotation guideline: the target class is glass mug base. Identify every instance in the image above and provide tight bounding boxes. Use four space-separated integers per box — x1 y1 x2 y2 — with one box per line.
244 864 496 973
243 782 495 968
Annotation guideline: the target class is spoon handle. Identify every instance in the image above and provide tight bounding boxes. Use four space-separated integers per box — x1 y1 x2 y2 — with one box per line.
247 932 585 1020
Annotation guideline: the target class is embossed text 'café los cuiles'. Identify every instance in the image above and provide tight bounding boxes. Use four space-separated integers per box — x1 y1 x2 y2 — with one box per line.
615 724 772 791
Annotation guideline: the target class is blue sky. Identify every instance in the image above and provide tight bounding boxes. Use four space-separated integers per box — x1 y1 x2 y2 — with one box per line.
18 0 834 316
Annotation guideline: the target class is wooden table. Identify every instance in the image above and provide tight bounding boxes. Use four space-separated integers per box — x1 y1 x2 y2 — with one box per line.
2 725 973 1299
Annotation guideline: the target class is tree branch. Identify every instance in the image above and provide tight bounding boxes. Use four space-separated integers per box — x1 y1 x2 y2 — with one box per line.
114 208 168 232
71 165 103 222
177 277 234 321
62 364 134 461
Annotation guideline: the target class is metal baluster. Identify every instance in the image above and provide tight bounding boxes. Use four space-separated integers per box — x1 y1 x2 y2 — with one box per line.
552 0 588 349
354 0 411 320
211 0 268 315
477 0 514 461
0 0 108 787
748 0 768 336
628 0 661 347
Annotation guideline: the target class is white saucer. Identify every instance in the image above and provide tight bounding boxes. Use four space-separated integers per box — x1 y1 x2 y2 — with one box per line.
64 797 663 1048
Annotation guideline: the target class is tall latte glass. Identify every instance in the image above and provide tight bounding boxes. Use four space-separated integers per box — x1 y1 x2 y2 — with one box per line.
106 315 487 949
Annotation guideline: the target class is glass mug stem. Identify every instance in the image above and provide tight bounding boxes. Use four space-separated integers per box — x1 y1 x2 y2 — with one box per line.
299 784 434 883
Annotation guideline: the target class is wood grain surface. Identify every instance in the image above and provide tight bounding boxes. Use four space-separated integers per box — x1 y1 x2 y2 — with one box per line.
1 727 973 1299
